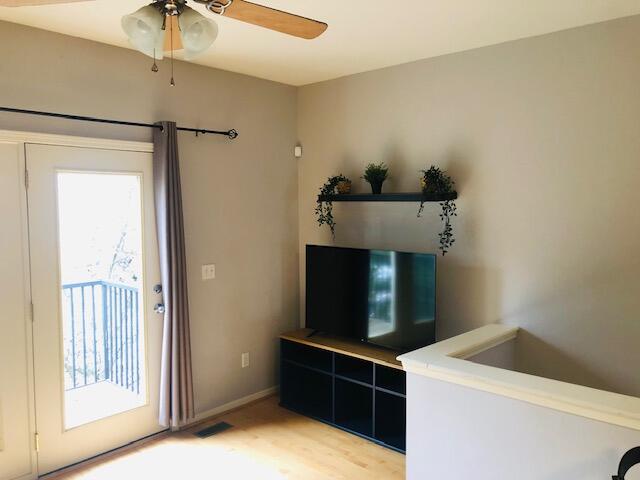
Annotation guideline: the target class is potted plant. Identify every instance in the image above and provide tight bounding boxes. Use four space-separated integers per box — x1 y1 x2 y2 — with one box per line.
417 166 458 255
336 178 352 194
362 162 389 194
315 174 351 237
419 166 455 198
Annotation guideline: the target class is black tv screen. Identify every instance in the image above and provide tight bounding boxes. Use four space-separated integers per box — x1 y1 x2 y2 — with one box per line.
306 245 436 352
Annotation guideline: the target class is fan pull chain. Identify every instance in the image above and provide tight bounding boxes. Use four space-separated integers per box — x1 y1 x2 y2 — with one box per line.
151 48 159 73
170 15 176 87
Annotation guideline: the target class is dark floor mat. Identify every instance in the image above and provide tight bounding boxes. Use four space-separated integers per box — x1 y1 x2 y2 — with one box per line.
194 421 233 438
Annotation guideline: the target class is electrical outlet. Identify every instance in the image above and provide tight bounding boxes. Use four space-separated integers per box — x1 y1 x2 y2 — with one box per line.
201 264 216 281
241 352 250 368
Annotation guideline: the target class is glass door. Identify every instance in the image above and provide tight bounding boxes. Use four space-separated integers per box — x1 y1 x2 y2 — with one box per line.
26 144 164 475
58 171 147 429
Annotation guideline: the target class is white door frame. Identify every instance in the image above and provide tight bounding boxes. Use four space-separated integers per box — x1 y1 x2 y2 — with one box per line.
0 130 153 480
0 130 153 153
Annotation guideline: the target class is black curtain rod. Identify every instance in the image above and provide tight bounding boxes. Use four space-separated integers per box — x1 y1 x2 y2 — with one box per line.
0 107 239 139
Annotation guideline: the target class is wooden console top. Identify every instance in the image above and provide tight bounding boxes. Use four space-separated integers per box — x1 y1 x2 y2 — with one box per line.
280 328 403 370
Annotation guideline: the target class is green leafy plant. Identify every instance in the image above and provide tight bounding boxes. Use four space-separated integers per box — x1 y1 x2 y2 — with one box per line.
417 166 458 255
315 174 351 237
438 200 457 255
361 162 389 194
421 166 454 194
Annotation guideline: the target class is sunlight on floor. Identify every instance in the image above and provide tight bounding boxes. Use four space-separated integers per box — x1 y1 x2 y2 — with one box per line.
48 397 405 480
58 439 288 480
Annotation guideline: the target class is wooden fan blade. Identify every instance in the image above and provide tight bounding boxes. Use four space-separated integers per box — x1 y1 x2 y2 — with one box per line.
0 0 93 6
221 0 327 40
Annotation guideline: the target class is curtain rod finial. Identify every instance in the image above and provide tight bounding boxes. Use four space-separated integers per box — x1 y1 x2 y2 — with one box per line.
228 129 239 140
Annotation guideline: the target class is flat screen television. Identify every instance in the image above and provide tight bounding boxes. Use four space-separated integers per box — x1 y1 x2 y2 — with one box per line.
305 245 436 352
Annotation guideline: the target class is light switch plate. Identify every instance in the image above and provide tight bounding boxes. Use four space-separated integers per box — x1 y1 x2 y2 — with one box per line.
202 264 216 281
241 352 250 368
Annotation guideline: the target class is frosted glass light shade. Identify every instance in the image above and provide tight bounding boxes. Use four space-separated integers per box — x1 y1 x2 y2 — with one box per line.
179 6 218 59
122 5 165 59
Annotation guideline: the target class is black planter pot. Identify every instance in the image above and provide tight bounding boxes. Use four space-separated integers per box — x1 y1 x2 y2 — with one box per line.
369 180 384 194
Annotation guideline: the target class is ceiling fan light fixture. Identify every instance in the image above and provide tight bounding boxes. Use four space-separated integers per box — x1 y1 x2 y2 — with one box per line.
121 4 165 59
179 5 218 60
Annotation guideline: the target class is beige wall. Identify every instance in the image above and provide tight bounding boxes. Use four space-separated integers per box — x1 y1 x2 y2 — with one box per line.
3 11 640 413
298 15 640 396
0 21 299 416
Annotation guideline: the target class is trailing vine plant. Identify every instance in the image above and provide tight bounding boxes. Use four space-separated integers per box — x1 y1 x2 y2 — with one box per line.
417 166 458 255
315 174 351 238
438 200 457 255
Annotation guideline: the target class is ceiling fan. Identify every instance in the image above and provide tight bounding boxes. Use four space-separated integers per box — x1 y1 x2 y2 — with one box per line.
1 0 328 83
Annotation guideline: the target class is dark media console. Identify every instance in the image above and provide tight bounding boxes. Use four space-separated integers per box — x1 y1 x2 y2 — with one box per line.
279 329 406 453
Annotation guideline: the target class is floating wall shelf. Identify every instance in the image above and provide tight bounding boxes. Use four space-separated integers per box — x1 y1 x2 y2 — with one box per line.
317 192 458 203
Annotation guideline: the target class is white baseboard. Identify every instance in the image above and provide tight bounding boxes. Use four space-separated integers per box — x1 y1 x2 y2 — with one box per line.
181 386 279 429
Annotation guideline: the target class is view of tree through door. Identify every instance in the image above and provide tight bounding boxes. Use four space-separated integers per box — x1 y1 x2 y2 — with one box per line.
57 172 147 429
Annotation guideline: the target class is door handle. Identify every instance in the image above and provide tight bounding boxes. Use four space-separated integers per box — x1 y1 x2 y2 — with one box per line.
153 284 162 294
154 303 165 314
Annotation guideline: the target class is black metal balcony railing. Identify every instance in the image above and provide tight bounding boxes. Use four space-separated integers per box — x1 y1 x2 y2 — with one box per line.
62 281 141 394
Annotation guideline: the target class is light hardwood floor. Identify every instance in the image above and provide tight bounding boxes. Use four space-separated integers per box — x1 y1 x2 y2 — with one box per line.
45 396 405 480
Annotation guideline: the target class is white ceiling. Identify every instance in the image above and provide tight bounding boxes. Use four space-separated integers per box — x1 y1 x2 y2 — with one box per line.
2 0 640 86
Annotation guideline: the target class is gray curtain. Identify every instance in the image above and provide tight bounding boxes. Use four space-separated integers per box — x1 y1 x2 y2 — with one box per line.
153 121 195 428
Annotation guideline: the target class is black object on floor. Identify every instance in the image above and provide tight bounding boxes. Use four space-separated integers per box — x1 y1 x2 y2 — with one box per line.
194 422 233 438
